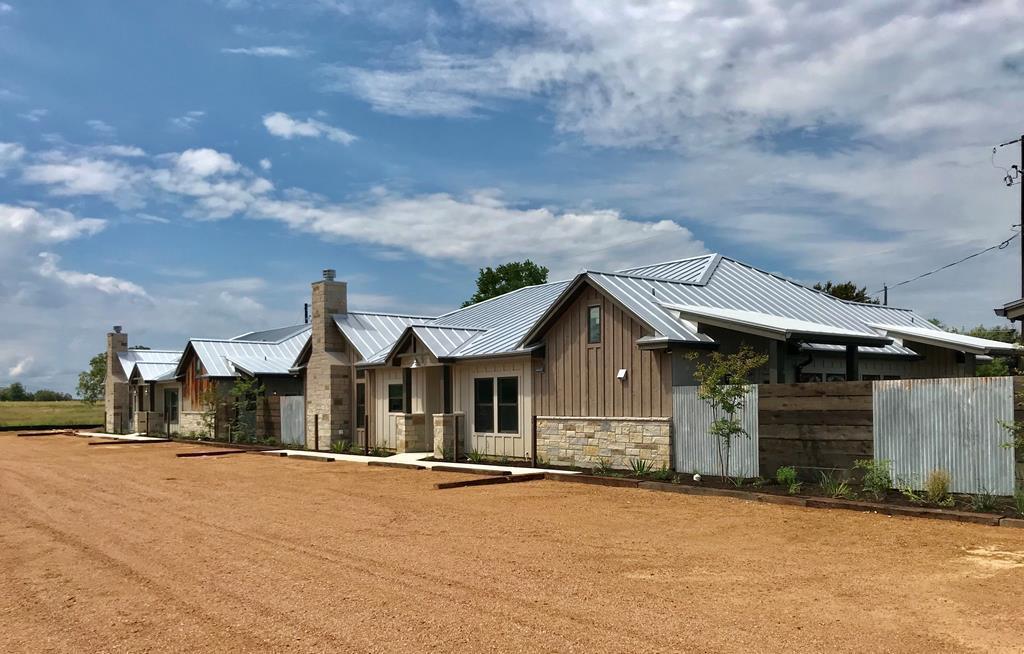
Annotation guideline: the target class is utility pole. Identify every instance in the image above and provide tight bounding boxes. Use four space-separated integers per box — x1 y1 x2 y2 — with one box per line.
883 284 888 306
998 135 1024 300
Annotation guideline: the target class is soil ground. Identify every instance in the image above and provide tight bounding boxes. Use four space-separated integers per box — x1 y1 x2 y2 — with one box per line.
2 433 1023 653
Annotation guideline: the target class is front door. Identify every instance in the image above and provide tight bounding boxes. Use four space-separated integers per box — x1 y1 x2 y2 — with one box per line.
163 389 179 435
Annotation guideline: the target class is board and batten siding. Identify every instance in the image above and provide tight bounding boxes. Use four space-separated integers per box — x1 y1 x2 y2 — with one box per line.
533 284 672 418
452 356 533 458
371 367 403 449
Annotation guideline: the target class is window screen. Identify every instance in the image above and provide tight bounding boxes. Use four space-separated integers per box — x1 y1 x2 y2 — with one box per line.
474 378 494 433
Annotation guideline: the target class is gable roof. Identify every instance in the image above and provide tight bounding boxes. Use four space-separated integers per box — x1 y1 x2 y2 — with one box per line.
175 326 311 378
519 255 1011 357
333 311 435 362
116 349 182 380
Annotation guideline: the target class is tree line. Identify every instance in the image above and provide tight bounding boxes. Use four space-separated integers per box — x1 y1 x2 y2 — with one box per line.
0 383 73 402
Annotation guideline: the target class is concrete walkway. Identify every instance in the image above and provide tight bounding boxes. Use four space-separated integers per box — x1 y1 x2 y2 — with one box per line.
263 449 578 476
76 431 169 442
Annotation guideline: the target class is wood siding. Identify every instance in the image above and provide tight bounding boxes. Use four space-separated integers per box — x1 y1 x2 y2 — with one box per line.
181 349 213 411
533 284 671 418
758 381 874 474
452 356 533 458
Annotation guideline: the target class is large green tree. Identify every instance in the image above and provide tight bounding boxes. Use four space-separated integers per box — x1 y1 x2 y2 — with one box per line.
77 352 106 404
0 383 31 401
813 280 878 304
462 260 549 307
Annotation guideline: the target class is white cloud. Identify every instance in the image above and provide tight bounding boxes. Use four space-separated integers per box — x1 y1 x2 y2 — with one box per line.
8 356 32 378
0 142 25 175
18 108 47 122
174 148 240 177
0 204 105 243
0 3 12 14
37 252 149 298
86 119 116 136
259 158 272 171
22 154 140 199
89 144 146 158
170 110 205 130
222 45 307 57
262 111 357 145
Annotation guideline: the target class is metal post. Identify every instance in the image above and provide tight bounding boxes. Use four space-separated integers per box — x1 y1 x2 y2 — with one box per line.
531 415 537 468
845 345 859 381
453 414 459 462
883 284 888 306
314 413 319 451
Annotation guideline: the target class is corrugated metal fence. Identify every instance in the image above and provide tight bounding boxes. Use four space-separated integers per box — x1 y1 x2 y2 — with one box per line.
280 396 304 446
874 377 1015 495
673 385 759 478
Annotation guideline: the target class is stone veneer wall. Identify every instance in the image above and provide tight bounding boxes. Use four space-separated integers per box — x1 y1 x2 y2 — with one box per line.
105 330 128 433
396 413 429 452
179 411 206 438
536 416 671 470
432 413 463 458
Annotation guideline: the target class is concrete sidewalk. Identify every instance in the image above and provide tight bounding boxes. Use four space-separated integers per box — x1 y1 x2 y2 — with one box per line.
76 431 169 442
262 449 578 476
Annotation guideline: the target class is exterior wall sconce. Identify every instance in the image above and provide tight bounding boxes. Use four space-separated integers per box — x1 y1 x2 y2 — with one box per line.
616 368 628 381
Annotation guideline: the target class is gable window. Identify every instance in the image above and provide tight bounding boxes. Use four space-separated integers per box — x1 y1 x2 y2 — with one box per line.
473 376 519 434
587 305 601 344
356 383 366 428
473 378 494 433
387 383 403 413
193 357 201 377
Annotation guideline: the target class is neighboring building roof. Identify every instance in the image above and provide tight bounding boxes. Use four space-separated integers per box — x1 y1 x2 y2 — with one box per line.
131 361 180 382
333 311 435 362
616 254 720 284
116 349 182 379
177 326 311 378
994 297 1024 321
231 323 310 342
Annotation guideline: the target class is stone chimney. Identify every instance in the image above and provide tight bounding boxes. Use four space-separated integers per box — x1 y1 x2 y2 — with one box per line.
305 269 350 450
105 326 129 433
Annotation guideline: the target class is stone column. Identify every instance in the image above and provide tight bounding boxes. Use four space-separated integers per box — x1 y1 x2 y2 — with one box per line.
104 327 128 433
432 413 463 459
304 269 351 450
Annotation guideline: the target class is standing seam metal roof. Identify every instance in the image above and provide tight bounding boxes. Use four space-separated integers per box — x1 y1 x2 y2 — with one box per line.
333 312 435 362
116 350 182 379
183 327 310 378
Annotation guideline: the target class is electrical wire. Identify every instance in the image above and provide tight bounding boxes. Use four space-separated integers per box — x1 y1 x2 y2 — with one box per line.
870 232 1019 297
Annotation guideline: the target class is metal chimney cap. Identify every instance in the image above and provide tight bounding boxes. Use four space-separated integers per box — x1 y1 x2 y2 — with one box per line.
322 269 336 281
113 325 123 334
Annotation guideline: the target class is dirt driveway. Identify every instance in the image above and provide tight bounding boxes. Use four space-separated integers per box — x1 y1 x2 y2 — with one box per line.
1 433 1023 653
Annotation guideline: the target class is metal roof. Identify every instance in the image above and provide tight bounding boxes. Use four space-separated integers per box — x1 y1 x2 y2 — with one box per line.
231 323 310 342
427 281 571 358
409 325 483 358
180 327 310 378
660 303 892 346
521 256 976 358
333 311 434 361
869 323 1021 355
225 355 296 376
116 350 181 379
131 361 180 382
616 254 719 284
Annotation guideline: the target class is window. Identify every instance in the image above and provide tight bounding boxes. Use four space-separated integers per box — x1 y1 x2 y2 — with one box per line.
587 305 601 344
497 377 518 433
356 383 366 428
387 383 403 413
473 376 520 434
194 357 201 376
474 378 494 433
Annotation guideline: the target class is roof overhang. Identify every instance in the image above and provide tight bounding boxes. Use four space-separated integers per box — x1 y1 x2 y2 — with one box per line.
868 323 1021 356
661 303 893 348
994 298 1024 322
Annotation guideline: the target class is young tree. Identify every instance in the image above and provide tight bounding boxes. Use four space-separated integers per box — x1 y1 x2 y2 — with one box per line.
228 376 265 443
77 352 106 404
813 280 878 304
462 260 549 307
689 345 769 479
198 386 220 439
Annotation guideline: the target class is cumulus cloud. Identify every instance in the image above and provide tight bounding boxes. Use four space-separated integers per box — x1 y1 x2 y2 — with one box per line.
86 119 116 135
0 204 105 243
170 110 205 130
21 154 141 200
259 158 272 171
18 108 47 122
174 148 240 177
262 112 357 145
37 252 149 298
222 45 307 57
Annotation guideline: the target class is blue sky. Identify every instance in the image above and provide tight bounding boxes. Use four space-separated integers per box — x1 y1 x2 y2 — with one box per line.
1 0 1023 392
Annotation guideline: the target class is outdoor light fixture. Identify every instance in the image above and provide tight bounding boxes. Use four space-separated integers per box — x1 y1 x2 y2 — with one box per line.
409 357 419 369
616 368 628 381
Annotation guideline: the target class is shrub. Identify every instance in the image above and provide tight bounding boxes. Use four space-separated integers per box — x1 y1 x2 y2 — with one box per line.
775 466 802 495
730 475 746 488
593 457 614 476
818 471 853 499
924 470 953 506
629 458 655 477
1014 490 1024 516
854 459 892 501
970 490 998 513
468 449 485 463
651 465 675 482
330 439 350 454
369 445 388 457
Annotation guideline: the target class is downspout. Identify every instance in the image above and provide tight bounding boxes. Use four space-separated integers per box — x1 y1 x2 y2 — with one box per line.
794 351 814 381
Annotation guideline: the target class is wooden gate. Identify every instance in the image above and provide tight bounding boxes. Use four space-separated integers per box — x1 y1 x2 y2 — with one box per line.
280 396 304 446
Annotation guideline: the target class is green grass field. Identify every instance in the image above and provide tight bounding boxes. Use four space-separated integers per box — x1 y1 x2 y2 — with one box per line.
0 401 104 428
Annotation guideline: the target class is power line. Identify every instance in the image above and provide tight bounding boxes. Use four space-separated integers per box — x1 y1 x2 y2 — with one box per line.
870 232 1019 297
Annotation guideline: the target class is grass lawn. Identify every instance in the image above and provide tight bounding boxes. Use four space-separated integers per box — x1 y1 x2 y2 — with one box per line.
0 401 103 428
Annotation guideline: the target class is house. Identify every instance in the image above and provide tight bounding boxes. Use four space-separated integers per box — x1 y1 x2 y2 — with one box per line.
103 255 1020 468
104 326 182 435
